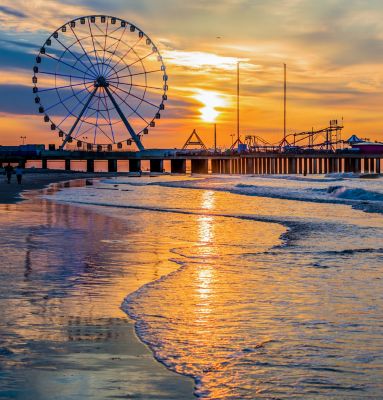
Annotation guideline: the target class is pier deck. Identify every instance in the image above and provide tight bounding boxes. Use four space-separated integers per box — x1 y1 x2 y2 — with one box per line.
0 150 382 175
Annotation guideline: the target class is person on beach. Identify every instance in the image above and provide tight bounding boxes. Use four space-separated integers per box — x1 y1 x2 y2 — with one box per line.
4 163 14 184
15 165 23 184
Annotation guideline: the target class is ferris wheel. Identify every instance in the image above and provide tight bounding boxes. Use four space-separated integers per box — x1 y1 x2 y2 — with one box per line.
32 15 168 151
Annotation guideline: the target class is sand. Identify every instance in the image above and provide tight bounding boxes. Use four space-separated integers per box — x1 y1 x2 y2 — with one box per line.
0 170 195 399
0 170 119 204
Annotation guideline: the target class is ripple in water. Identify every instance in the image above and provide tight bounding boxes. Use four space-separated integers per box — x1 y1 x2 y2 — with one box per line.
48 176 383 399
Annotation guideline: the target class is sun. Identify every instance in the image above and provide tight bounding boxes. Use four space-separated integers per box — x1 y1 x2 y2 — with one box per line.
193 89 226 123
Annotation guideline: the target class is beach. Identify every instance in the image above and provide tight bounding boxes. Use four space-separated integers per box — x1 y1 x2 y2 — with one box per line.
0 170 121 204
1 171 383 399
0 173 195 399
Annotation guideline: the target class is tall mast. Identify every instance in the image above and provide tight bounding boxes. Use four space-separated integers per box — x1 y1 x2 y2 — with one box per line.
237 61 240 143
283 63 287 143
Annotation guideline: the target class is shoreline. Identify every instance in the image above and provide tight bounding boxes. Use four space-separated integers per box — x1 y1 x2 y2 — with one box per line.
0 170 129 204
0 173 195 399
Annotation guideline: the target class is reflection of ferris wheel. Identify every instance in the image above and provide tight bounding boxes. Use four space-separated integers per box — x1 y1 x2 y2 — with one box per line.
32 15 168 151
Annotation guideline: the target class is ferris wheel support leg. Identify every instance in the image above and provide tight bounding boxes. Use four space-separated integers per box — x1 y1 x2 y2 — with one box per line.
59 87 98 150
104 86 145 151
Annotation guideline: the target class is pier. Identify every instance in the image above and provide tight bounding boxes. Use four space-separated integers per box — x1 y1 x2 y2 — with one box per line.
0 149 382 175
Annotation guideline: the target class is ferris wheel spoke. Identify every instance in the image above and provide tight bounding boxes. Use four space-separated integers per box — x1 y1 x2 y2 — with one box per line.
57 112 75 130
56 87 95 128
38 70 94 81
104 85 144 150
45 83 93 112
60 86 98 149
93 95 102 144
73 100 100 138
74 119 98 140
106 36 143 76
101 18 109 74
93 112 114 143
92 93 114 141
92 35 107 57
109 83 158 108
93 19 107 35
103 35 124 54
112 51 155 77
43 52 93 79
108 86 149 124
126 51 155 68
111 69 163 80
101 43 121 71
102 28 128 72
94 100 114 127
107 81 163 91
39 81 93 92
93 35 111 76
53 36 97 79
109 24 124 36
97 123 114 143
69 25 100 78
100 88 116 142
92 35 105 53
56 105 84 130
87 19 103 76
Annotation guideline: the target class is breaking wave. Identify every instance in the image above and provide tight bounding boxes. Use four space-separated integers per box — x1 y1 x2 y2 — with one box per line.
326 186 383 202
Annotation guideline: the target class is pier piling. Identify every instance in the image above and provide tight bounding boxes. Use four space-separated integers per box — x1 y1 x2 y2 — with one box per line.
86 159 94 173
129 159 141 173
150 159 163 173
108 159 117 173
170 159 186 173
191 159 208 174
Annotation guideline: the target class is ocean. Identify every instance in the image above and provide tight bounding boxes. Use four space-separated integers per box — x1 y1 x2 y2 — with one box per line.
43 173 383 399
2 173 383 399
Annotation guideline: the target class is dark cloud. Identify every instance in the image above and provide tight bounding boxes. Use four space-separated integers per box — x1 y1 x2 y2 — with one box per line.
0 43 86 73
0 47 34 70
166 98 196 119
0 84 88 117
0 84 35 115
0 5 27 18
0 38 38 50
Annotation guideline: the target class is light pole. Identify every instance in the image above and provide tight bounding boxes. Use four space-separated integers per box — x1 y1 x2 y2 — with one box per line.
237 61 240 144
230 61 242 150
283 63 287 144
214 36 220 153
20 136 26 145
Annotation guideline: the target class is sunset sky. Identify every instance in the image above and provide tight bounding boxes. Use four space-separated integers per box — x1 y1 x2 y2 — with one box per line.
1 0 383 149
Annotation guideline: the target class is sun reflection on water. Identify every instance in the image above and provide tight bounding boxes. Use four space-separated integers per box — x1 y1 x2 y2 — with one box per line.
196 266 214 302
195 190 216 322
198 190 215 245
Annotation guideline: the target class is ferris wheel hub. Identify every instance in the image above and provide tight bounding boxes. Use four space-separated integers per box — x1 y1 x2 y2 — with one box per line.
94 76 109 88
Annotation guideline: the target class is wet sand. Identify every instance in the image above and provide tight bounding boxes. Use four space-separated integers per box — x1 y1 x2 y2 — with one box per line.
0 170 118 204
0 175 195 399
